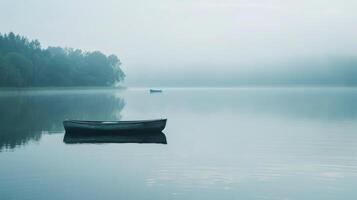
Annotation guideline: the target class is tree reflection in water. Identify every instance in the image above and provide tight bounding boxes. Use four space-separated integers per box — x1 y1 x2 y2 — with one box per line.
0 90 125 150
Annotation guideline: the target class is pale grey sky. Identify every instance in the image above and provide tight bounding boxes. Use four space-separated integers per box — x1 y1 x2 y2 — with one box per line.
1 0 357 86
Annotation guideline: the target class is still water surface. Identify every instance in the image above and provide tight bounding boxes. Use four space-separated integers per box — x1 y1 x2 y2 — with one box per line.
0 88 357 199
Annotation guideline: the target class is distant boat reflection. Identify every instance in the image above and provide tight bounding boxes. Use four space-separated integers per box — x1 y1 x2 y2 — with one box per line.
63 132 167 144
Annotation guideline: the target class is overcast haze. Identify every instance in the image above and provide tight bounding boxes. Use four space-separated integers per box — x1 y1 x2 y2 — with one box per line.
1 0 357 86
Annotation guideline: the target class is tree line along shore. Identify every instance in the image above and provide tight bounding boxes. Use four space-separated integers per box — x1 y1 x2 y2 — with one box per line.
0 32 125 87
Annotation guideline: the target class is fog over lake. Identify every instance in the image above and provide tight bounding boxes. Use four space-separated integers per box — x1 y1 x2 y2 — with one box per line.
1 0 357 86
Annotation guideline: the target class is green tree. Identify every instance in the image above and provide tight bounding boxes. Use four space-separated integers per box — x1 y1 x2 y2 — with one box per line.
2 52 33 86
0 32 125 87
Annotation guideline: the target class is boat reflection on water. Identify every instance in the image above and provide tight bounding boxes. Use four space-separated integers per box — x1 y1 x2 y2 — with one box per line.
63 131 167 144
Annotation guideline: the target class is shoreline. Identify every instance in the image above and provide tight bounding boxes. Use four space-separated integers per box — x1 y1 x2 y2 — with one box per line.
0 86 126 91
1 85 357 92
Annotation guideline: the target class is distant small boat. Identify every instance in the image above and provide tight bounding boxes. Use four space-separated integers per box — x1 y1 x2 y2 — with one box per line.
63 119 167 134
63 132 167 144
150 89 162 93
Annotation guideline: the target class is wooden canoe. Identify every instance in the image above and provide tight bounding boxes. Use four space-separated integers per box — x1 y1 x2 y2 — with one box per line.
63 119 167 134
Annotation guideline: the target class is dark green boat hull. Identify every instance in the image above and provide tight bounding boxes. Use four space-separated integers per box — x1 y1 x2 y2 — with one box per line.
63 119 167 134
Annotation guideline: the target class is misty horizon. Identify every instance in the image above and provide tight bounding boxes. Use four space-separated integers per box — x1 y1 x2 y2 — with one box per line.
1 0 357 87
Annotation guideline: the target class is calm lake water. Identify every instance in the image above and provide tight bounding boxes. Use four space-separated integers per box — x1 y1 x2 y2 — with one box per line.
1 87 357 199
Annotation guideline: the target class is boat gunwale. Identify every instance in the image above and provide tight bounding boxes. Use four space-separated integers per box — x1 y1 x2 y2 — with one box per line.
64 119 167 125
